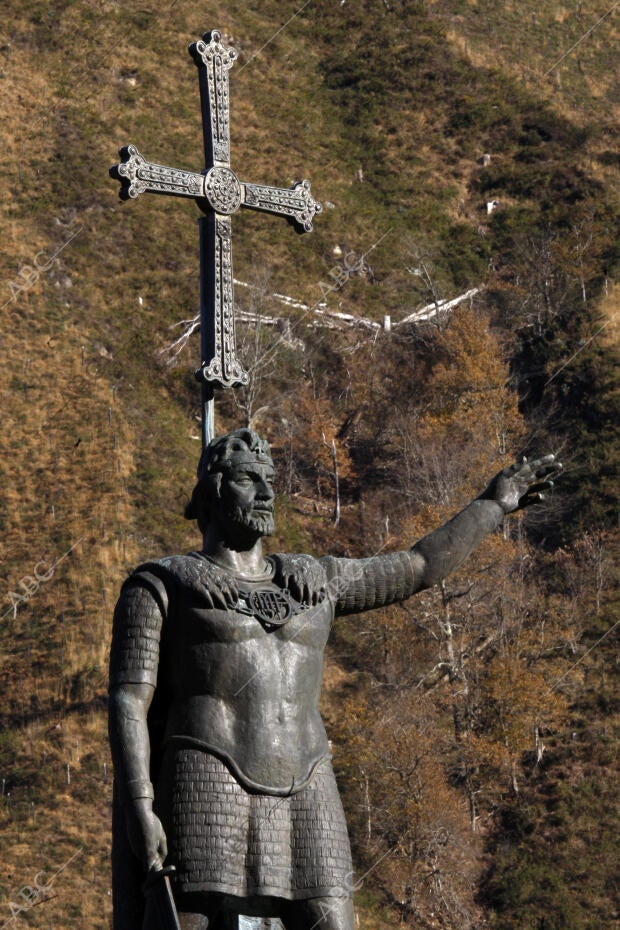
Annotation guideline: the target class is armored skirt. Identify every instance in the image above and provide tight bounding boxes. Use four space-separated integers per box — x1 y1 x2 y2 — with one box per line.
155 745 353 901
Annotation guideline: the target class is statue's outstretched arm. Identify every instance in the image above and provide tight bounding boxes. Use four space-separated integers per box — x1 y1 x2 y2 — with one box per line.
323 455 560 616
108 579 169 872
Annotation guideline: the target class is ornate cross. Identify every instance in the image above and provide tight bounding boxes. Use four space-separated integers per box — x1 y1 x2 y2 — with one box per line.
111 29 321 446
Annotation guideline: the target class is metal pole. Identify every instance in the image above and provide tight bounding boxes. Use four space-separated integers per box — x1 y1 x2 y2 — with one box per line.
198 215 216 446
202 380 215 448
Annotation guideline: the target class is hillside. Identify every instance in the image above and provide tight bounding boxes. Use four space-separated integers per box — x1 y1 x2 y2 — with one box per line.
0 1 618 928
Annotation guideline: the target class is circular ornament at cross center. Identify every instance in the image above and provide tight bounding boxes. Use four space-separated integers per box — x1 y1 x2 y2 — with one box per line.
204 166 243 214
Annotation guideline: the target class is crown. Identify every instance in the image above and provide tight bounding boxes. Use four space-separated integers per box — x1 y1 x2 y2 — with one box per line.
196 428 272 480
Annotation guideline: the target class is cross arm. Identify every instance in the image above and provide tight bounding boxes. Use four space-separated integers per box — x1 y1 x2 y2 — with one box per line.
110 146 322 234
110 145 207 202
241 179 322 233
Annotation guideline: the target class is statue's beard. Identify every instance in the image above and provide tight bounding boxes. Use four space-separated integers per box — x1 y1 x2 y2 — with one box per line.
227 504 275 537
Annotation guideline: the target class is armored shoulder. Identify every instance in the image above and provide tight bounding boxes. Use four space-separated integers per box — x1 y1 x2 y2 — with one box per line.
109 574 165 688
270 552 328 606
131 553 239 611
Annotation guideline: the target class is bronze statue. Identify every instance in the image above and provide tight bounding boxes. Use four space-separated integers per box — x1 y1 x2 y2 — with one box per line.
108 428 560 930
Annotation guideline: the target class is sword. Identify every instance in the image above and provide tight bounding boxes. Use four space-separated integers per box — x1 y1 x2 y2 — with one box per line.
142 866 181 930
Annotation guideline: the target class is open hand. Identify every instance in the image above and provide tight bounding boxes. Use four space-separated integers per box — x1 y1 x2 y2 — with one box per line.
479 454 562 515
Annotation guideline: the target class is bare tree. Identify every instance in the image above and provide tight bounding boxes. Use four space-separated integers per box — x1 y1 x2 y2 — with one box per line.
232 264 300 431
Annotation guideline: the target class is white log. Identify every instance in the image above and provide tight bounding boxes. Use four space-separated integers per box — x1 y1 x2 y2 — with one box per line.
395 287 481 327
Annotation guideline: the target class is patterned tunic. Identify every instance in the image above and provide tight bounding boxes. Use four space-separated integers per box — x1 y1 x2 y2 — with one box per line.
156 748 352 899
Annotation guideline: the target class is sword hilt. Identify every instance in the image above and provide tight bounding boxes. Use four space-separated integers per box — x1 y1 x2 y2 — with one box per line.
142 866 181 930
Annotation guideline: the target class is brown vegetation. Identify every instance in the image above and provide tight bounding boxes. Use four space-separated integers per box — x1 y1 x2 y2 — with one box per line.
0 1 617 927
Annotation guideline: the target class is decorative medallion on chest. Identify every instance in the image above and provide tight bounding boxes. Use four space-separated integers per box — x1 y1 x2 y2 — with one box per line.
236 584 302 631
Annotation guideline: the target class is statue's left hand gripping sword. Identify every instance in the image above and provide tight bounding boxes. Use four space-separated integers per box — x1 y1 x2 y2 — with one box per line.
110 30 321 447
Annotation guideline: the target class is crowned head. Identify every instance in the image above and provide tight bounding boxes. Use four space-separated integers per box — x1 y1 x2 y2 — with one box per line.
185 428 275 538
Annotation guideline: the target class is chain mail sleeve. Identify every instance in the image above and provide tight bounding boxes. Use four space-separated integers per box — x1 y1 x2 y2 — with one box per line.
109 570 171 807
320 550 426 616
320 498 505 616
109 570 169 688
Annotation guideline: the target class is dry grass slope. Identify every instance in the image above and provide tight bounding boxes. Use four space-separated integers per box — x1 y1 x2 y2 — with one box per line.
0 1 617 927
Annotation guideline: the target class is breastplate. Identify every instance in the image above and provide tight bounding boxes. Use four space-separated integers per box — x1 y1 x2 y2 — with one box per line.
139 554 334 794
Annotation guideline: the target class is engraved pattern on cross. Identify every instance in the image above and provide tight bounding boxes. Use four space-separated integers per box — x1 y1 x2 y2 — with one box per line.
111 29 321 446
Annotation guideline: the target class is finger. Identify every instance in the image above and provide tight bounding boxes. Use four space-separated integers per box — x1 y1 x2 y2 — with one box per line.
527 480 554 494
533 467 559 484
529 454 557 474
147 854 163 872
512 458 533 475
515 454 558 481
518 490 545 508
159 833 168 862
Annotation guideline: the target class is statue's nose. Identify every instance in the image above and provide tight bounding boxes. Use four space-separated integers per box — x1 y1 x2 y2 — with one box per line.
256 479 274 502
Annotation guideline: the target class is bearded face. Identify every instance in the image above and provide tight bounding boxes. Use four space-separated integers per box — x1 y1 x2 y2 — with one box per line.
225 500 275 536
215 460 276 538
